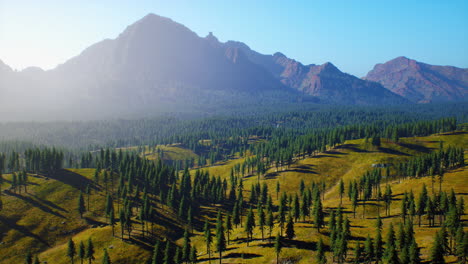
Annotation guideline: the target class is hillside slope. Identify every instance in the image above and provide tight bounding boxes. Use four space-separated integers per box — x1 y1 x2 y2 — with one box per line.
0 132 466 263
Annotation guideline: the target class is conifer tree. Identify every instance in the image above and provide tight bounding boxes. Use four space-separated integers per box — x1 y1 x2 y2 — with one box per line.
364 235 374 264
189 246 197 264
215 220 226 264
78 241 85 264
33 256 40 264
285 213 295 240
244 207 255 245
339 179 344 206
274 232 282 264
152 241 160 264
408 240 421 264
204 220 212 262
182 229 191 263
374 228 383 263
313 198 324 232
86 238 95 264
258 204 265 240
317 237 326 264
102 249 110 264
266 208 274 241
25 251 33 264
67 238 76 264
354 242 363 264
225 213 233 245
430 230 446 264
78 192 86 218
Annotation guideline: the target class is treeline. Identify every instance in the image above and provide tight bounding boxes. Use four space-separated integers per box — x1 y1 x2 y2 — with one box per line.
0 103 465 151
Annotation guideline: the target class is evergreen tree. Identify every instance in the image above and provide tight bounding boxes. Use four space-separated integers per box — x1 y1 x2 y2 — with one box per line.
67 238 76 264
78 241 86 264
266 208 274 241
374 228 383 263
317 237 327 264
354 242 363 264
258 204 265 241
274 232 282 264
225 213 233 245
86 238 95 264
339 179 345 206
313 199 324 232
102 249 111 264
189 246 197 264
204 220 212 262
182 229 191 263
430 230 446 264
78 192 86 218
408 240 421 264
364 235 374 264
241 207 253 246
25 251 33 264
285 213 295 240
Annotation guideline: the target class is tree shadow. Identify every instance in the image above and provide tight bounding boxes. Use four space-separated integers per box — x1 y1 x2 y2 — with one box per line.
47 169 97 192
398 143 433 153
0 216 50 246
336 144 369 153
30 194 68 213
223 252 262 259
4 190 66 218
378 147 411 156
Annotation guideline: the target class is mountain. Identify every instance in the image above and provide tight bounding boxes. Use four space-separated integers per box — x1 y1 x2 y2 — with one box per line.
0 13 412 121
365 56 468 103
223 41 407 105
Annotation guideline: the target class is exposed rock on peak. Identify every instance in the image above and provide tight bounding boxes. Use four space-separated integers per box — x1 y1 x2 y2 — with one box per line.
365 57 468 102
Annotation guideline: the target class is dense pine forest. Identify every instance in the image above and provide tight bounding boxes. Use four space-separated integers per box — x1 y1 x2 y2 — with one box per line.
0 104 467 264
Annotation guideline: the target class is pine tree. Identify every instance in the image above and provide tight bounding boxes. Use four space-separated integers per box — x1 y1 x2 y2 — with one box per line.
244 207 255 245
25 251 33 264
86 238 95 264
430 230 446 264
266 208 274 241
78 241 86 264
182 229 191 263
274 232 282 264
67 238 76 264
33 256 40 264
408 240 421 264
215 223 226 264
152 241 160 264
313 199 324 232
78 192 86 218
339 179 345 206
204 220 212 262
102 249 111 264
189 246 197 264
225 213 233 245
374 228 383 263
258 204 265 241
364 235 374 264
317 237 327 264
285 213 295 240
354 242 363 264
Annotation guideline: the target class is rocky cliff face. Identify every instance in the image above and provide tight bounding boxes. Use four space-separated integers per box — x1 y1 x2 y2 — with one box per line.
365 56 468 103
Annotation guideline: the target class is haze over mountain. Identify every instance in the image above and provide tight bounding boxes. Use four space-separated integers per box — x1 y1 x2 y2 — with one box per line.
2 13 466 121
365 56 468 103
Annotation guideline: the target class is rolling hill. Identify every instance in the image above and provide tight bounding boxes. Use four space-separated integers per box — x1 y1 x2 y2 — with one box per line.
1 131 466 264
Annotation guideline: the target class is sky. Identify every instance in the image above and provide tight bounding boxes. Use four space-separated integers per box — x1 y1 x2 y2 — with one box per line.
0 0 467 77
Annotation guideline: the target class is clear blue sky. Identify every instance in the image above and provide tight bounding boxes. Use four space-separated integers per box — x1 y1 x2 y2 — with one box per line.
1 0 467 76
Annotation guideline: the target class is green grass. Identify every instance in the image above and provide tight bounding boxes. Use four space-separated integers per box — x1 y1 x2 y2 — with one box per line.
0 131 466 263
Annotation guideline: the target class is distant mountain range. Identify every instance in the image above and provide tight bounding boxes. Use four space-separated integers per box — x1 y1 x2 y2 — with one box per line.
1 13 466 120
365 56 468 103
